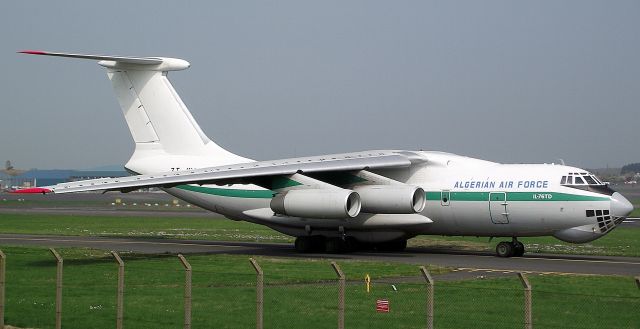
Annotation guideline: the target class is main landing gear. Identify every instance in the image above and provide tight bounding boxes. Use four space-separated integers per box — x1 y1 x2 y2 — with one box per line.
495 238 525 258
294 236 407 254
295 236 351 253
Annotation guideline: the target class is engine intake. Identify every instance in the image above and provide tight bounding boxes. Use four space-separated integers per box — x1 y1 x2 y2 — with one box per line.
270 189 361 219
354 185 426 214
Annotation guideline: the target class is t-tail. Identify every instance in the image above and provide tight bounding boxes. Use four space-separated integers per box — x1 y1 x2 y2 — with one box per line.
19 51 251 174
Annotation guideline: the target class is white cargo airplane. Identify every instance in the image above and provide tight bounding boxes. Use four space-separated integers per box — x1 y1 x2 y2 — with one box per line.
16 51 634 257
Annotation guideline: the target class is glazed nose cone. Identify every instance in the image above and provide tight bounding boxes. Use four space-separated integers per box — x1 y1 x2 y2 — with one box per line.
611 192 633 218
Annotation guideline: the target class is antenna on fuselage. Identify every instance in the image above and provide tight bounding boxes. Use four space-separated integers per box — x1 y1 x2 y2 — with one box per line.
557 158 566 166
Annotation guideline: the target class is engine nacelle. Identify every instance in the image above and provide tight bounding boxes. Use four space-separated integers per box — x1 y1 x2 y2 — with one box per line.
354 185 426 214
270 189 361 219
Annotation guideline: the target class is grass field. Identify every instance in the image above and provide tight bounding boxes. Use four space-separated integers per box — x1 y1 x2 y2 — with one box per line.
0 198 203 212
0 213 291 242
632 201 640 217
0 245 637 329
0 213 638 257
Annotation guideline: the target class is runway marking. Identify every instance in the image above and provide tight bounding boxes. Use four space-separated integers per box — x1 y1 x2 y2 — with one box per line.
518 256 640 266
441 251 640 266
0 237 244 249
455 267 608 277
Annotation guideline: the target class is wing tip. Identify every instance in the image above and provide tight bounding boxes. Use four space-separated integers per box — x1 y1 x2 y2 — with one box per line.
18 50 48 55
10 187 52 194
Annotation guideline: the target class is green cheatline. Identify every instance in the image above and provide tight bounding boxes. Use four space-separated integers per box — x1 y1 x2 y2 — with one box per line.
177 185 608 202
426 191 608 202
268 176 303 190
177 185 273 198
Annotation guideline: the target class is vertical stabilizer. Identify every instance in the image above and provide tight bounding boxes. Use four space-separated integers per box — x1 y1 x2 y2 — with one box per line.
106 68 211 154
20 51 251 174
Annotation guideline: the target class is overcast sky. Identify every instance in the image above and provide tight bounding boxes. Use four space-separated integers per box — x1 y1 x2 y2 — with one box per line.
1 1 638 170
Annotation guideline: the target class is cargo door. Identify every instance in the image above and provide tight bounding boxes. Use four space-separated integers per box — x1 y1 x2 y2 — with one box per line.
489 192 509 224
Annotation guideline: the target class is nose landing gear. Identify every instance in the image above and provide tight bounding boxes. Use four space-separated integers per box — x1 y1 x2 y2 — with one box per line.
495 238 525 257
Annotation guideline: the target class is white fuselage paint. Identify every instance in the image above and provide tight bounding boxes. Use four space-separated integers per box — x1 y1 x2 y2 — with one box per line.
159 151 613 244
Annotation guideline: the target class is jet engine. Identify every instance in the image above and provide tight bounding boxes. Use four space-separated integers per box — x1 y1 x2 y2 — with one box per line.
270 189 361 219
354 185 426 214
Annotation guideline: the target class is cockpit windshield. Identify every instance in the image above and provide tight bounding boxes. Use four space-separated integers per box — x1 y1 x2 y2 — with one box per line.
560 172 604 186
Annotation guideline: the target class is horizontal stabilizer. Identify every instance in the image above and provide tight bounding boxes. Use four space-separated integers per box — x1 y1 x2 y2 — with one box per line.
19 50 190 71
19 50 163 65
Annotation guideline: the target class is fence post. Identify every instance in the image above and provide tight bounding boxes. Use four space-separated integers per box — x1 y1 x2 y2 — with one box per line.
178 254 192 329
331 262 345 329
420 266 434 329
517 273 532 329
49 248 63 329
0 250 5 329
112 251 125 329
249 258 263 329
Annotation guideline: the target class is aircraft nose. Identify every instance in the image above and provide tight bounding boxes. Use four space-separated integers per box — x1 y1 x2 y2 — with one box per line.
610 192 633 218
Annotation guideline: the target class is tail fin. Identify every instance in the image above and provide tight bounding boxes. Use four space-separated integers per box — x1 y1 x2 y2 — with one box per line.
20 51 250 173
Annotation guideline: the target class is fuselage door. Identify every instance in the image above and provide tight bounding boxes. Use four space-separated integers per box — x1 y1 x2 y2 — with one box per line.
441 190 450 206
489 192 509 224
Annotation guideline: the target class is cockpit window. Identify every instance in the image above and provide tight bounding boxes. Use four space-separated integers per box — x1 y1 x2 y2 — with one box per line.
584 176 597 185
560 172 604 186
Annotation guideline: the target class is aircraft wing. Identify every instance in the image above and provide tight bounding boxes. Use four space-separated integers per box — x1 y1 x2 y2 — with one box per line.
14 150 422 194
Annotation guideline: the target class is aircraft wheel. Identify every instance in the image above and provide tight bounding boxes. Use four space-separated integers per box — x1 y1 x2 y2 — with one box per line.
294 237 314 253
513 241 525 257
344 237 361 252
496 241 514 257
390 239 408 252
325 238 346 253
377 239 408 252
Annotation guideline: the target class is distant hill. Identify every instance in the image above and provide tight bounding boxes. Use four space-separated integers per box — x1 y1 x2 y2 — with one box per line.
17 169 126 179
82 164 125 171
588 167 621 176
4 169 129 187
621 163 640 175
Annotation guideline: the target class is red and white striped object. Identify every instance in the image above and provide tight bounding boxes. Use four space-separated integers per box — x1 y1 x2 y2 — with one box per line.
376 299 390 313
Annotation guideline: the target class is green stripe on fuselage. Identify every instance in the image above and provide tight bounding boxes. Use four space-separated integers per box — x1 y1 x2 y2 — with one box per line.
176 185 608 202
426 191 608 202
176 185 274 198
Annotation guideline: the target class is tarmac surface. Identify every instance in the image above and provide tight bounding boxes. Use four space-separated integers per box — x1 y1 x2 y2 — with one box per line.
0 233 638 276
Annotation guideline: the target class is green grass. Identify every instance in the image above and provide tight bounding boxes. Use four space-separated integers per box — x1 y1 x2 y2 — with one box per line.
631 202 640 217
1 199 108 207
0 246 637 329
1 246 442 329
1 213 639 257
0 198 203 212
0 213 293 243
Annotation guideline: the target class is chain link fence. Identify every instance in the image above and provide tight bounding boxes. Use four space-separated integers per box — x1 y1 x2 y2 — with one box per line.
0 248 637 328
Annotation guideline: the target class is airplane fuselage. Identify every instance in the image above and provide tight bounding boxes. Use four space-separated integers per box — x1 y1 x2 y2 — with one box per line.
162 151 623 246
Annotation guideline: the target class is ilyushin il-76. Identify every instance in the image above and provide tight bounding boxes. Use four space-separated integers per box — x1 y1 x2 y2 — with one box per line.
16 51 633 257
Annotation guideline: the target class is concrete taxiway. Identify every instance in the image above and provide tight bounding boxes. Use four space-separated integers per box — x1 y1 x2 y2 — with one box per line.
0 234 638 276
